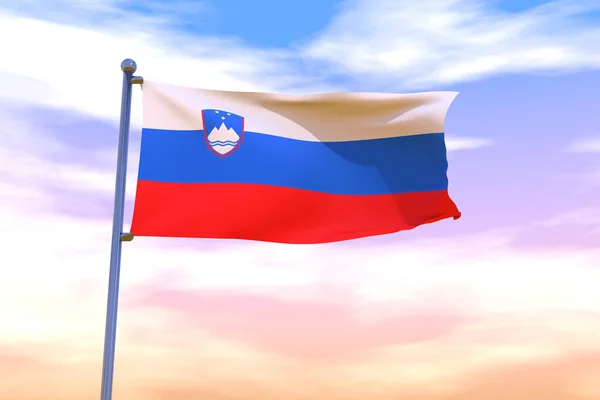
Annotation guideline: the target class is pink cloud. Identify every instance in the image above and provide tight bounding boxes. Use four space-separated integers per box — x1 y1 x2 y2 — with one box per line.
124 284 475 360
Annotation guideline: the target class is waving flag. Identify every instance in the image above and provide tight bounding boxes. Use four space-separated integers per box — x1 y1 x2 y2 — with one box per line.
130 81 461 244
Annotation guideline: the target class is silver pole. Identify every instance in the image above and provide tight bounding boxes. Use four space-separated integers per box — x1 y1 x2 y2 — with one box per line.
100 58 142 400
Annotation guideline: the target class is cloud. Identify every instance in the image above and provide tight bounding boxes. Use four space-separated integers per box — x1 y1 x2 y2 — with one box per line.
566 137 600 152
303 0 600 88
446 136 493 151
124 285 474 360
0 8 322 124
1 0 211 28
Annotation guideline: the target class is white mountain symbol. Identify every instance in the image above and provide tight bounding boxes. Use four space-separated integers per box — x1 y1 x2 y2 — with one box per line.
207 123 240 155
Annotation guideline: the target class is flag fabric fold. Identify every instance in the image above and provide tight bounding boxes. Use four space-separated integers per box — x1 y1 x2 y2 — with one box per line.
130 81 461 244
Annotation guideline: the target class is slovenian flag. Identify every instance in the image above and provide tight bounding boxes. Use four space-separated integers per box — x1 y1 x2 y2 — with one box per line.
130 81 461 244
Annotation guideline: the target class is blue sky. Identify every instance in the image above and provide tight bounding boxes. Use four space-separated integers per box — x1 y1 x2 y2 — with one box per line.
143 0 339 47
121 0 600 48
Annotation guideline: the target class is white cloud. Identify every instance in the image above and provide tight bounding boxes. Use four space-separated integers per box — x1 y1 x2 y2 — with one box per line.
303 0 600 88
566 137 600 152
0 0 211 30
446 136 493 151
0 9 315 124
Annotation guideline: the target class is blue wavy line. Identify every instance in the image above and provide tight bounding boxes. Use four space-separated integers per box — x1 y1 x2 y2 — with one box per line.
209 141 238 145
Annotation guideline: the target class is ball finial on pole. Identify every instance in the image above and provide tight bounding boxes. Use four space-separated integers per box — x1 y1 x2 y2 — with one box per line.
120 59 137 73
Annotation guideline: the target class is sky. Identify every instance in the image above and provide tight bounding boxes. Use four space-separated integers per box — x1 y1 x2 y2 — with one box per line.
1 0 600 399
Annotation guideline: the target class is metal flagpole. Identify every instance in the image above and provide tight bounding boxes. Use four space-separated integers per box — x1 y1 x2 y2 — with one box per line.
100 58 143 400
